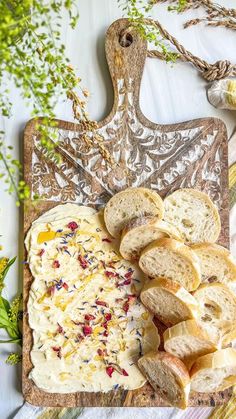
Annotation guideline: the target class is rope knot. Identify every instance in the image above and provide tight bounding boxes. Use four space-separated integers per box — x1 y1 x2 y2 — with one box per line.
202 60 234 82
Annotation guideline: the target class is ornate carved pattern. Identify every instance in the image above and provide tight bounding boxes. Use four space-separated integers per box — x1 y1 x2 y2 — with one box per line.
31 78 224 209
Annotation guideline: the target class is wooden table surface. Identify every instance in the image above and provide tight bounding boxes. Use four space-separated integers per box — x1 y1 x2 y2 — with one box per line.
1 1 236 417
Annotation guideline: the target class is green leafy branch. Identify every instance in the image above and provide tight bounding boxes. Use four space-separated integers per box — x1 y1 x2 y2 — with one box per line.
0 0 92 205
118 0 181 62
0 256 22 364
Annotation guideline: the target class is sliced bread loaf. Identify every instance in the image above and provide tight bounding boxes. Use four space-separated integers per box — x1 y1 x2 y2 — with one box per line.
104 187 164 238
138 351 190 409
120 217 182 260
190 348 236 393
140 277 199 326
191 243 236 284
139 238 201 291
164 188 221 244
163 320 217 369
193 283 236 346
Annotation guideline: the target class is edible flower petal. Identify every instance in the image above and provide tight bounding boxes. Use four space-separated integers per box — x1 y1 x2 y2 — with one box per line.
122 368 129 376
67 221 78 231
123 302 129 313
106 366 114 377
105 271 118 278
95 300 108 307
84 314 96 321
52 260 60 268
62 282 69 291
83 325 92 336
38 249 45 257
104 313 112 321
52 346 62 358
78 255 88 269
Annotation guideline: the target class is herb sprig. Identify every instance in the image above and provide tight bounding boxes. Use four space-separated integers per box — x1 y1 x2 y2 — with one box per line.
0 256 22 364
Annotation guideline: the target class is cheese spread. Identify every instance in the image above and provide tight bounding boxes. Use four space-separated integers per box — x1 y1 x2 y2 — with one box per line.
26 203 159 393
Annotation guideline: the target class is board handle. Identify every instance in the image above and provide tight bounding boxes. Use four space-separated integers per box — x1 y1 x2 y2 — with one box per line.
105 18 147 107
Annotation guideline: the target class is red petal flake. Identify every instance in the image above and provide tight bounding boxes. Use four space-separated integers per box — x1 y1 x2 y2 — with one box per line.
104 313 112 321
124 271 133 279
78 255 88 269
48 285 56 296
84 314 96 321
95 300 108 307
123 302 129 313
123 278 131 285
103 330 108 337
127 294 136 304
57 323 64 334
97 348 104 356
38 249 45 257
102 322 108 329
102 238 112 243
67 221 78 231
52 346 62 358
106 366 114 377
62 282 69 291
52 260 60 268
83 325 92 336
122 368 129 376
105 271 118 278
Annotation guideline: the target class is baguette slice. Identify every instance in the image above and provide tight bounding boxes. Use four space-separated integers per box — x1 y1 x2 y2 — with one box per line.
139 238 201 292
190 348 236 393
138 351 190 409
193 283 236 346
140 277 199 326
191 243 236 284
164 188 221 244
120 217 182 260
164 320 217 369
104 188 164 238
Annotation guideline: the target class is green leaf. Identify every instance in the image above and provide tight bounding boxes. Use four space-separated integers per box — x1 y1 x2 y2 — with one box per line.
0 296 10 314
0 338 21 344
0 256 17 291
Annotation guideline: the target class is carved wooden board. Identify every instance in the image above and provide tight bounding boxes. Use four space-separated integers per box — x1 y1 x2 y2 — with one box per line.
23 18 230 407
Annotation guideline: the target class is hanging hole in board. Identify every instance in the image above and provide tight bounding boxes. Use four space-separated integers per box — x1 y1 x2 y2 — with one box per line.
119 32 133 48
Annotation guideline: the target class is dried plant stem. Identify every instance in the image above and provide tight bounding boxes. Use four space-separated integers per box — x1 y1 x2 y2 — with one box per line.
155 0 236 30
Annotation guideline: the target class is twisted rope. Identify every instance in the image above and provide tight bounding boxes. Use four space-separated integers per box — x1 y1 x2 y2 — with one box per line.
123 18 236 82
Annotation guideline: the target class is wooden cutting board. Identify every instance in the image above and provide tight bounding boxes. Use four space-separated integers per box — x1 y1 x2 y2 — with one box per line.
23 18 230 407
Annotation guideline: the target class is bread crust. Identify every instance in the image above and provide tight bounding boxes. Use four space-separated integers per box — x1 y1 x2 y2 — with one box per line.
104 187 164 238
163 320 217 366
139 238 201 291
120 217 182 260
138 351 190 409
191 243 236 284
140 277 199 326
190 348 236 393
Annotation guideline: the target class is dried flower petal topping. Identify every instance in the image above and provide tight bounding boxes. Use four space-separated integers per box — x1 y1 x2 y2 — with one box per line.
83 325 92 336
52 346 62 358
105 270 118 278
57 323 64 334
67 221 78 231
104 313 112 321
106 366 114 377
62 282 69 291
52 260 60 269
78 255 88 269
95 300 108 307
123 302 129 313
122 368 129 376
38 249 45 257
84 314 96 321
